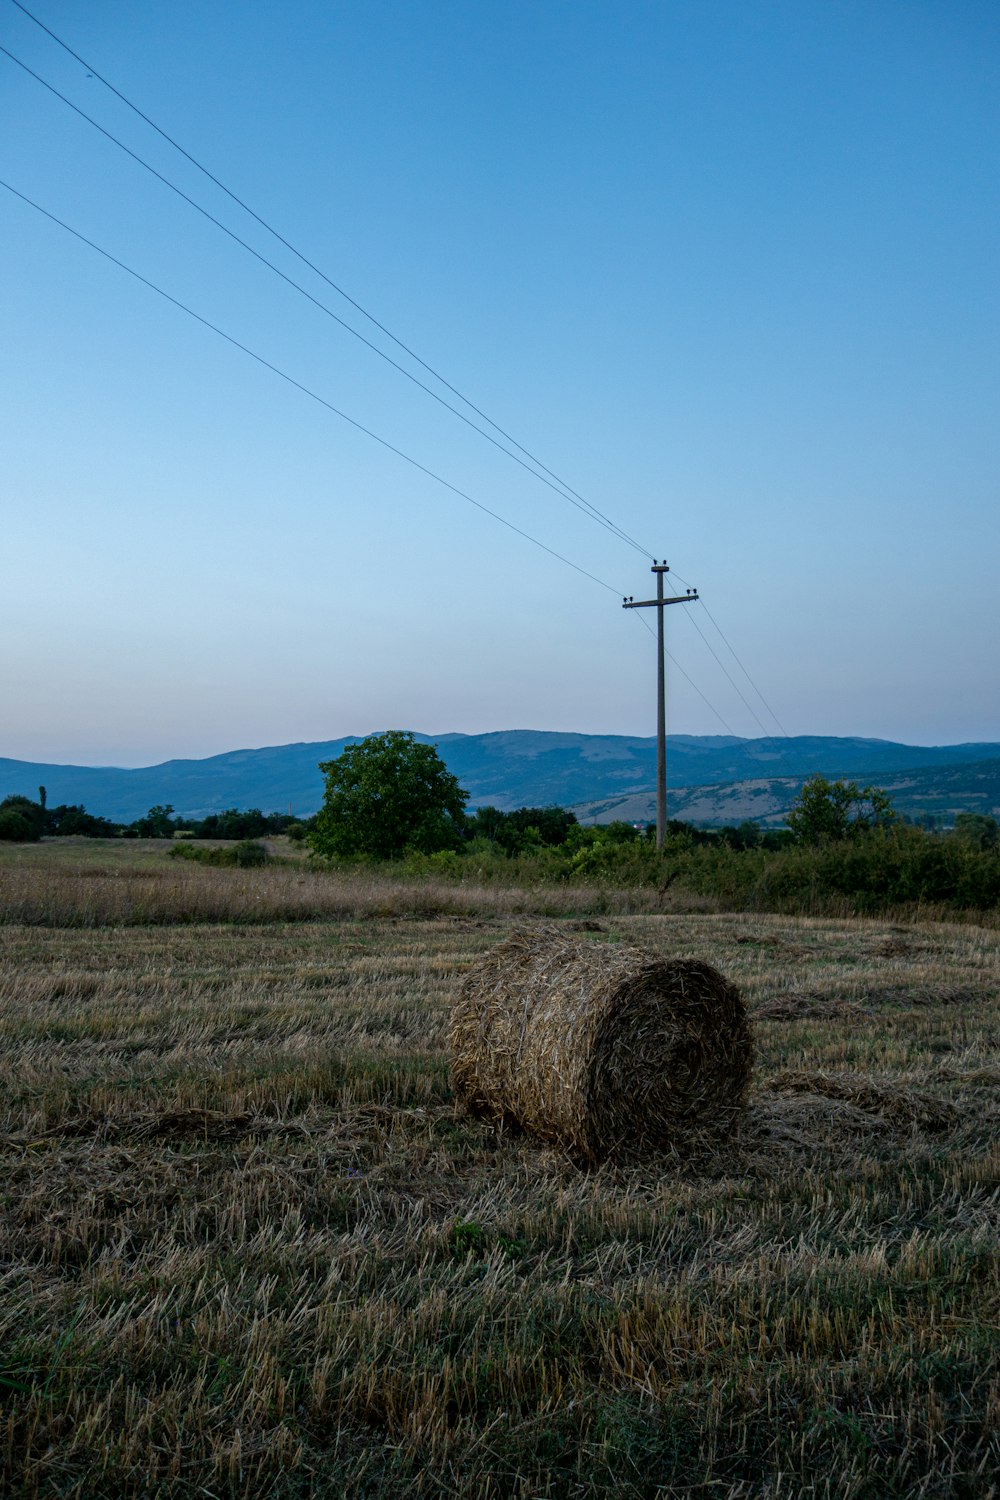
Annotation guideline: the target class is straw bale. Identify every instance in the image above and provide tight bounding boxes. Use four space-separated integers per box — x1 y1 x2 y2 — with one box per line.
450 928 753 1162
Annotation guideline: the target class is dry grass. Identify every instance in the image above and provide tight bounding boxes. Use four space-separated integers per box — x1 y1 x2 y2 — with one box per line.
451 929 753 1161
0 844 997 1497
0 838 714 927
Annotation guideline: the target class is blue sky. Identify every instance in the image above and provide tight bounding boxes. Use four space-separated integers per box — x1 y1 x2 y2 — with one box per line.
2 0 997 765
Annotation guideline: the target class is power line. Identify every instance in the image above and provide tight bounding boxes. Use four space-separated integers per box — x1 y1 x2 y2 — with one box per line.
4 170 750 748
8 0 652 559
670 560 792 739
678 604 820 779
697 597 796 740
666 649 743 738
682 608 820 784
1 10 810 776
4 5 774 757
630 612 742 739
667 560 808 762
632 562 816 790
631 568 755 740
0 42 653 559
681 605 777 742
678 588 815 776
0 176 627 599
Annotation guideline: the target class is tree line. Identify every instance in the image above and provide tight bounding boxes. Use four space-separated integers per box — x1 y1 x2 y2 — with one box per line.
0 790 309 844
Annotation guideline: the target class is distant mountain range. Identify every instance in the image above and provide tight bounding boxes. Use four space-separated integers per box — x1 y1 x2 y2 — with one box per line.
3 732 1000 826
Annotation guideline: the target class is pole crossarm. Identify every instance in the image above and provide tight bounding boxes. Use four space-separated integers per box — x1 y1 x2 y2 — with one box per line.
623 594 697 609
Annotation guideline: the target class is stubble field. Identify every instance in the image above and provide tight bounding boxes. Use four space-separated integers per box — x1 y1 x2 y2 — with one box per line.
0 842 997 1497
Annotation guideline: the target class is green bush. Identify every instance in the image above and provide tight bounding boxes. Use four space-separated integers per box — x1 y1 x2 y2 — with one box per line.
233 840 269 867
467 805 579 854
787 775 895 843
169 840 270 868
564 837 663 885
0 808 38 842
675 826 1000 915
0 797 44 842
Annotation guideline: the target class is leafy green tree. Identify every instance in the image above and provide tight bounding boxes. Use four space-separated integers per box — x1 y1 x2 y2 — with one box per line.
0 796 45 841
133 804 177 839
311 732 468 859
786 775 895 843
46 803 118 837
195 808 270 841
468 804 578 855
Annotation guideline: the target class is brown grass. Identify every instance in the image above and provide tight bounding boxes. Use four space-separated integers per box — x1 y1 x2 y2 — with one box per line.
762 1069 960 1132
450 928 753 1161
0 838 717 926
0 843 997 1497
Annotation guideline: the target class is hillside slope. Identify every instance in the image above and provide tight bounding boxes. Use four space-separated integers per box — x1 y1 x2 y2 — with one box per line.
573 758 1000 826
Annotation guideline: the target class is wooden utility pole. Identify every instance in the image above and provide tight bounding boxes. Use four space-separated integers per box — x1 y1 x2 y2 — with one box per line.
623 562 697 850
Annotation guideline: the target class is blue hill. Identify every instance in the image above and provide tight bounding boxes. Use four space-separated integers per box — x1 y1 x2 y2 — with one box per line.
3 731 1000 822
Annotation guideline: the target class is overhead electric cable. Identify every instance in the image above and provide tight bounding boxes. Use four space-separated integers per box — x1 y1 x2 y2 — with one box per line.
697 598 796 740
4 169 752 759
631 613 741 738
667 559 805 759
678 606 820 779
9 0 652 558
0 42 650 557
664 648 742 739
677 591 814 774
0 177 627 599
681 607 778 741
631 564 805 771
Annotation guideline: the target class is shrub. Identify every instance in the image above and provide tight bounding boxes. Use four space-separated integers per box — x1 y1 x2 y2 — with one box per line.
0 797 44 842
169 840 270 868
0 809 37 842
233 840 269 867
468 806 579 855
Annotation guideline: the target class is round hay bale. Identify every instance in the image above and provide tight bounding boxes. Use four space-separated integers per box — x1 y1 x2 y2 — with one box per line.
450 928 753 1162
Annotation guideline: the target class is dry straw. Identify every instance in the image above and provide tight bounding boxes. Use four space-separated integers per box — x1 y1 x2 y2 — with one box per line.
763 1070 958 1132
450 928 753 1162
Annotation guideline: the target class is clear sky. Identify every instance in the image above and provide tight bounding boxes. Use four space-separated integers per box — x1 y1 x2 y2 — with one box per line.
2 0 998 766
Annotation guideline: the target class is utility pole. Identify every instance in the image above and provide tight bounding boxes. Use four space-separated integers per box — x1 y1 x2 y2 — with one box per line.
623 562 697 850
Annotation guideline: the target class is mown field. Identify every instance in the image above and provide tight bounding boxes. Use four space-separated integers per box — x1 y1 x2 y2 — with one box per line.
0 841 997 1498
